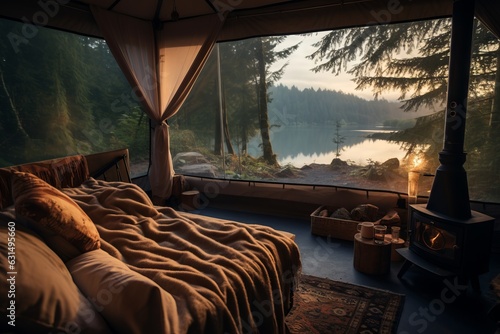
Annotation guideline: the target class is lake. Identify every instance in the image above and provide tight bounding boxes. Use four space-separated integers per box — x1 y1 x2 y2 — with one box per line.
248 125 407 167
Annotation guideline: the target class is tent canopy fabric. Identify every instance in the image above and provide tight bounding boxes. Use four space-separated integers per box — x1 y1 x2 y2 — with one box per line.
2 0 499 39
1 0 498 202
90 6 225 203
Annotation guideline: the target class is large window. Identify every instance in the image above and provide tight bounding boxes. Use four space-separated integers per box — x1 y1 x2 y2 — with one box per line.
0 19 148 177
1 16 498 203
171 18 500 203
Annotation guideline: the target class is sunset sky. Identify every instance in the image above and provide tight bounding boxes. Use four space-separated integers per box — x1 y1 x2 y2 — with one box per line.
274 32 402 102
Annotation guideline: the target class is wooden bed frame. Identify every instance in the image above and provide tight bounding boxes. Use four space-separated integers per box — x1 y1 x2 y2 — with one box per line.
85 148 131 183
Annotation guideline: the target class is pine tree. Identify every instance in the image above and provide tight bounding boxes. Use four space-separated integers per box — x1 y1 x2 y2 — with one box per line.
0 20 94 163
216 37 299 166
308 18 500 200
332 119 346 158
0 18 144 166
250 37 299 165
308 19 453 112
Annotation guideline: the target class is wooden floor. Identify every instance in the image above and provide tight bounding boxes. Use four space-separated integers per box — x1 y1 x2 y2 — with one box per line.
194 206 500 334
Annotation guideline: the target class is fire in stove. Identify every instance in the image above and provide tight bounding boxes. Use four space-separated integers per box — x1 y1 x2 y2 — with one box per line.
397 0 496 292
423 227 444 251
406 205 494 281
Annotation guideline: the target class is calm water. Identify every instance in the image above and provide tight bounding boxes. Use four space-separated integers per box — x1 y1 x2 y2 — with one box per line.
248 125 407 167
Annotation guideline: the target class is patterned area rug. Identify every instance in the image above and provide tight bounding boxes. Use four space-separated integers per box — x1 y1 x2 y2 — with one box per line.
285 275 405 334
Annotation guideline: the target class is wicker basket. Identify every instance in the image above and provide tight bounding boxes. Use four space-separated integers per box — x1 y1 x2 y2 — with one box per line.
310 206 360 241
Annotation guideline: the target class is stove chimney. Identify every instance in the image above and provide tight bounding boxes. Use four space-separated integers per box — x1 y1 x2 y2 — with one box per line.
426 0 475 220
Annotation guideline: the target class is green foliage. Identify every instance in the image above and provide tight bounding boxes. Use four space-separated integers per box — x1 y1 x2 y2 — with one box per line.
308 19 452 112
222 154 281 180
115 107 149 163
175 37 300 167
169 129 197 157
0 18 147 168
268 84 418 126
309 18 500 201
383 119 416 129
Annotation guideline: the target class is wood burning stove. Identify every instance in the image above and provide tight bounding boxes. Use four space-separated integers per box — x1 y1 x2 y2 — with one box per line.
397 0 495 291
398 204 494 290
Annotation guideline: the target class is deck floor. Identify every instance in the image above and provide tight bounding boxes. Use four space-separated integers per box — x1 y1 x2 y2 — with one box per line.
194 206 500 334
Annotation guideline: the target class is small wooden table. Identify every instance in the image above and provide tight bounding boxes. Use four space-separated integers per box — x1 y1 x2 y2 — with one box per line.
390 238 405 262
180 190 200 211
353 233 391 275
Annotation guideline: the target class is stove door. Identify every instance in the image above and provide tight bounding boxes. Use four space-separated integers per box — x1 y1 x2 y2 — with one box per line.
410 211 463 271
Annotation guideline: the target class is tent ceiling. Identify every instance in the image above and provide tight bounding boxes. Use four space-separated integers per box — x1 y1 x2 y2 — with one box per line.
1 0 499 39
78 0 293 22
77 0 500 39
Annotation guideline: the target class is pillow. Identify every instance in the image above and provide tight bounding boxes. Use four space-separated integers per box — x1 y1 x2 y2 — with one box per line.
0 224 111 333
0 220 80 333
11 171 100 258
73 290 115 334
0 154 89 210
0 168 13 210
66 249 179 334
47 154 90 188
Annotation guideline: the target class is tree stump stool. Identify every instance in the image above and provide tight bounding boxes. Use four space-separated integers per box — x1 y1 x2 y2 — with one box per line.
353 233 391 275
384 234 406 262
180 190 200 211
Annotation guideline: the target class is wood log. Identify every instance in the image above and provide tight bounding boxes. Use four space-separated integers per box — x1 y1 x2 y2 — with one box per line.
353 233 391 275
180 190 200 211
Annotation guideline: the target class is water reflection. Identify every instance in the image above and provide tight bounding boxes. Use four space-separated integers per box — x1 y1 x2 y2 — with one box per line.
248 125 406 166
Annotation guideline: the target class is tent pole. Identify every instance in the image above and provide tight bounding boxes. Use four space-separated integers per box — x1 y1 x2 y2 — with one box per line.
216 43 226 178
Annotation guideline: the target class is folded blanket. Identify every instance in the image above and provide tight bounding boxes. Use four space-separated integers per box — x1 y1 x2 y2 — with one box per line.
63 178 301 334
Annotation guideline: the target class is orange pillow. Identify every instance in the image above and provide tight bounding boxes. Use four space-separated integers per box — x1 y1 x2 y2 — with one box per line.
12 171 100 256
0 154 89 210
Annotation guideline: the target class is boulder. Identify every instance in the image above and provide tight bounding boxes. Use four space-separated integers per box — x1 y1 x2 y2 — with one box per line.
275 166 298 178
364 165 385 181
381 158 400 170
330 158 348 170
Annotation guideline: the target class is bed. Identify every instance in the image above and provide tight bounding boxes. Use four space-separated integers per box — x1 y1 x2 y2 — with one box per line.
0 150 301 334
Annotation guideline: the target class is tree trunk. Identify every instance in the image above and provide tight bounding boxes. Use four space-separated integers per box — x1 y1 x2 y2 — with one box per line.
488 47 500 171
223 106 234 155
214 87 234 156
256 39 278 166
489 48 500 132
241 123 248 155
214 105 223 155
0 66 29 138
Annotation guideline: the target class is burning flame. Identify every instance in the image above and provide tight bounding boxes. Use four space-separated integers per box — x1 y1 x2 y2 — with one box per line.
429 231 441 248
423 226 445 250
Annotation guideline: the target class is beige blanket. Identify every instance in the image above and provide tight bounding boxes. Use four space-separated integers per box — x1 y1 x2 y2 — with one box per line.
63 178 301 334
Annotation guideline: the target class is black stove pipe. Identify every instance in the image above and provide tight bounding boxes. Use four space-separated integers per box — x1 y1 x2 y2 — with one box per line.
426 0 475 219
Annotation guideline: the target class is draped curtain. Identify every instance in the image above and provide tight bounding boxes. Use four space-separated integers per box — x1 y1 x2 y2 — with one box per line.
91 7 225 203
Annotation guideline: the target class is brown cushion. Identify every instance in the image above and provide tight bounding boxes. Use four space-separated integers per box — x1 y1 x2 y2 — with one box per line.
0 222 113 334
0 154 89 210
66 249 179 334
46 154 90 188
0 224 79 333
0 168 13 210
12 171 100 257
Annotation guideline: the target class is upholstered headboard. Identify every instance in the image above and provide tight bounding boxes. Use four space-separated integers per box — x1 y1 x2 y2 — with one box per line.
0 148 130 210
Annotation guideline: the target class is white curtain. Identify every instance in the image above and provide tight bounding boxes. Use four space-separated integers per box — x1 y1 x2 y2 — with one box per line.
91 7 225 204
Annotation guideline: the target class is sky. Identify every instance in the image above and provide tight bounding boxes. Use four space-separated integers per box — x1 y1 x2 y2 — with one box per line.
274 32 402 102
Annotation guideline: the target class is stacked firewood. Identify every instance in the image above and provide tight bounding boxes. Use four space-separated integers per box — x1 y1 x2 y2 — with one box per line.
318 204 400 226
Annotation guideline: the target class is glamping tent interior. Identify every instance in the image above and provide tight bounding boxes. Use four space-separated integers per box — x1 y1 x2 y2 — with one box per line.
1 0 500 333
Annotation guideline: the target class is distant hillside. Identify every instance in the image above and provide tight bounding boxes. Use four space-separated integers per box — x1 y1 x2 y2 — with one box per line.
268 84 431 127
